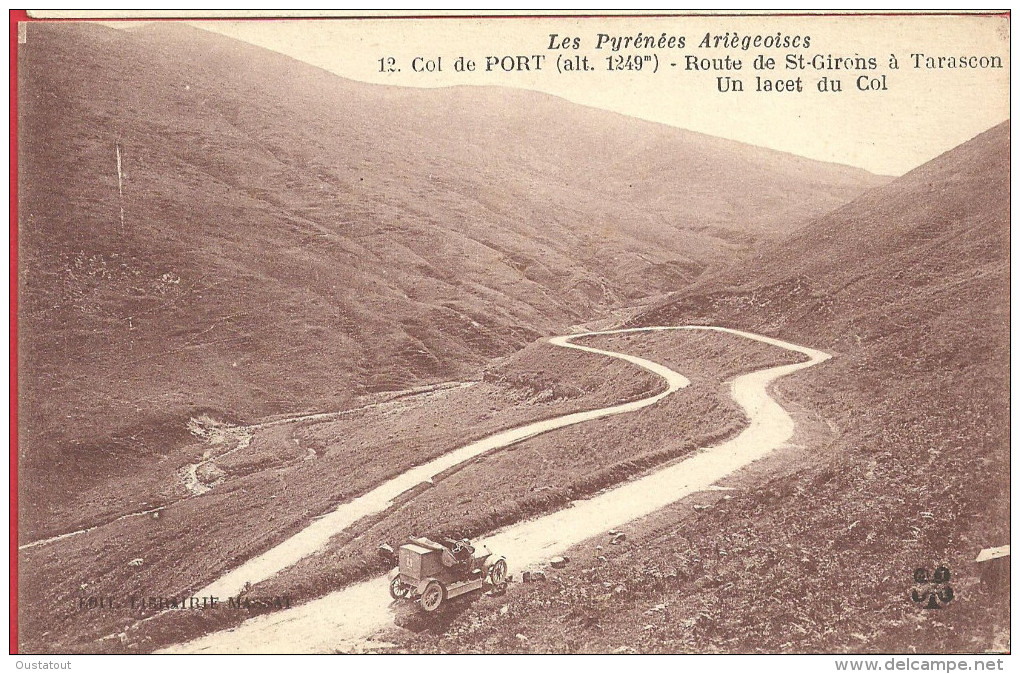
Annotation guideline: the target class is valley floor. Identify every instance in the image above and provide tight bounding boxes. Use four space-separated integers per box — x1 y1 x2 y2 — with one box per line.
20 326 795 652
19 319 1008 655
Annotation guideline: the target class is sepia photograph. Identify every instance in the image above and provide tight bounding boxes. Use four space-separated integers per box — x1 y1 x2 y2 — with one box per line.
10 9 1011 663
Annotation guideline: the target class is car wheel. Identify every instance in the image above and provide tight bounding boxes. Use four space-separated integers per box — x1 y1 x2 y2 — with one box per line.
389 577 409 600
420 580 445 612
488 558 507 586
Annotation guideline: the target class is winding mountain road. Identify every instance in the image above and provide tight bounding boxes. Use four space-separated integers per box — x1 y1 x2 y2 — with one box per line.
164 326 830 653
197 330 691 600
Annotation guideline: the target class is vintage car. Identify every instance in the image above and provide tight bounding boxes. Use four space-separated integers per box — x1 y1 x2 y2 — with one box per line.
386 537 508 612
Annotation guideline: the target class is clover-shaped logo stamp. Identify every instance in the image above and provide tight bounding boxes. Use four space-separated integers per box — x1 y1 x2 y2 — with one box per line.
910 566 954 609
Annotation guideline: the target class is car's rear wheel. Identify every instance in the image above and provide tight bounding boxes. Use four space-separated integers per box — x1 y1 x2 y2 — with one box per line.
389 577 409 600
420 580 445 612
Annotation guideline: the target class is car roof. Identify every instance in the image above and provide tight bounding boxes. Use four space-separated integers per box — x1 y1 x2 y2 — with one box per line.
407 537 446 551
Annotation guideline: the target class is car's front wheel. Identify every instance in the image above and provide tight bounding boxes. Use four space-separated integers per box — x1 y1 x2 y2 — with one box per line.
488 558 508 587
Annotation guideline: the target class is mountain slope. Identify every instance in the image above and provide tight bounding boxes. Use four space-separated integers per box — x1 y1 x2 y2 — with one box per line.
16 21 883 535
404 122 1009 655
641 121 1009 395
613 121 1009 652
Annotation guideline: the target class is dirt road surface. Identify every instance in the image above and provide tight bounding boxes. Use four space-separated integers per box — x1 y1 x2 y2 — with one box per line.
162 326 829 653
196 331 691 599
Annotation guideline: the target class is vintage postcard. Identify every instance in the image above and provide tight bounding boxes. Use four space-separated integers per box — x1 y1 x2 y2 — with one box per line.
11 10 1010 661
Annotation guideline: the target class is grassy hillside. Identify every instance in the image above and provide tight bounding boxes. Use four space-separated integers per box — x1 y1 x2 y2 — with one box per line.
16 21 882 538
17 330 794 653
414 122 1009 653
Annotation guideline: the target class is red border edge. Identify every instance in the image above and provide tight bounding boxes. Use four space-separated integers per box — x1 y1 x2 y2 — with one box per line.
1 6 1011 656
9 8 25 657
